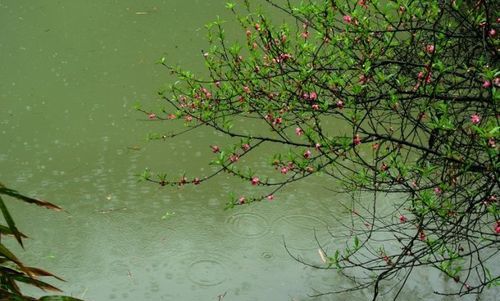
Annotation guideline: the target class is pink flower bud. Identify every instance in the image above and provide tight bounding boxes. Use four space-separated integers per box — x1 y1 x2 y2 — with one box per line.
434 187 442 195
280 166 288 174
470 114 481 125
295 127 303 136
353 134 362 146
251 177 260 186
303 149 312 159
336 100 344 109
343 15 352 24
488 138 496 148
483 80 491 88
210 145 220 153
419 230 426 241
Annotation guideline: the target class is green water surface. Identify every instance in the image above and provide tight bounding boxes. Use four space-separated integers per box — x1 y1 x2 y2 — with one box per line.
0 1 491 300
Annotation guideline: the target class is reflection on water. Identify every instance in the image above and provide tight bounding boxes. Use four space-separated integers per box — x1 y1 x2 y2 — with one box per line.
0 1 494 301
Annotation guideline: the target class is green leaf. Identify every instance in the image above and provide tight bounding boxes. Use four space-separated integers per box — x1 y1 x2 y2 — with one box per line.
0 224 28 238
39 297 84 301
0 196 23 246
11 274 62 292
25 266 65 281
0 188 62 211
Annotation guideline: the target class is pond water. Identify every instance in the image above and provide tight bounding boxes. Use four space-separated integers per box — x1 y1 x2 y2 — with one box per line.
0 1 494 300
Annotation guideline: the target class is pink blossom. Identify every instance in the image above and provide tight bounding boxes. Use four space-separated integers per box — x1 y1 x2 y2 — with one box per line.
273 117 283 125
353 134 362 146
238 196 246 204
343 15 352 24
210 145 220 153
417 71 424 80
242 143 251 151
254 23 261 31
295 127 303 136
495 221 500 234
315 143 321 150
488 138 496 148
279 53 291 61
470 114 481 125
167 113 176 120
301 31 309 39
425 72 432 84
303 149 312 159
309 91 318 101
229 154 239 162
267 194 274 201
185 115 193 122
148 113 157 119
399 215 407 223
336 100 344 109
483 80 491 88
489 29 497 37
311 104 319 110
358 0 368 8
418 230 426 241
243 86 251 93
280 166 288 174
251 177 260 186
434 187 442 195
193 177 201 185
359 74 368 84
246 29 252 37
425 44 435 53
494 77 500 87
487 195 497 204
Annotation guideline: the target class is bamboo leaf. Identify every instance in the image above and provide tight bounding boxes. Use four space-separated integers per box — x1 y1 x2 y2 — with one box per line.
0 224 28 239
0 288 31 301
25 267 65 282
0 188 62 211
0 196 23 246
38 296 84 301
0 242 23 269
11 274 62 293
